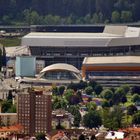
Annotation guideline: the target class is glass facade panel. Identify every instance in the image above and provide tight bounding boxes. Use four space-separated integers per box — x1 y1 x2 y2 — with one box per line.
43 70 77 80
30 45 140 69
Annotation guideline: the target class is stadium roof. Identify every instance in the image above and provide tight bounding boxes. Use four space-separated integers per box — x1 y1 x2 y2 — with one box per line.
83 56 140 66
22 25 140 47
40 63 80 74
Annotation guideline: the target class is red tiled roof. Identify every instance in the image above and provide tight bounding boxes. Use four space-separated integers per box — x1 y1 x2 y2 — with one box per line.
120 127 140 133
0 124 23 132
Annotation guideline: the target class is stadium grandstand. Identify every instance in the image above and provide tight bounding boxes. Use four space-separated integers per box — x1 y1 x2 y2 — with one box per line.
82 56 140 87
22 25 140 69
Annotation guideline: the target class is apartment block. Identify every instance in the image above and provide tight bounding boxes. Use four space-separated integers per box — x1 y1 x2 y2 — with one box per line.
17 89 52 135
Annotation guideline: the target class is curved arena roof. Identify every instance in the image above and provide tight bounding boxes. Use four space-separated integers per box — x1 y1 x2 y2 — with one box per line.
22 26 140 47
40 63 80 74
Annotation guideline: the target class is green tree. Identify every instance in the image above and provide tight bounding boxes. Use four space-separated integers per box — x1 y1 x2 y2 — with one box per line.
77 91 83 102
69 95 81 105
131 86 140 95
121 84 130 94
102 100 110 108
53 15 61 25
36 132 46 140
1 100 12 113
58 86 65 95
86 102 97 111
91 13 99 23
64 16 73 24
2 15 11 25
30 11 41 24
101 89 113 100
98 12 104 23
84 14 91 23
23 9 32 25
73 111 81 127
52 86 58 95
121 11 132 22
94 84 103 96
115 87 125 96
102 108 112 129
0 0 140 25
121 96 127 105
132 112 140 125
132 94 140 103
102 106 123 129
67 83 78 92
76 18 83 25
85 86 93 95
112 87 125 105
64 89 74 102
109 87 115 93
67 106 81 127
44 14 61 25
127 105 137 115
111 11 120 23
88 80 97 90
83 111 102 128
52 96 68 110
102 108 113 129
7 104 16 113
78 80 87 90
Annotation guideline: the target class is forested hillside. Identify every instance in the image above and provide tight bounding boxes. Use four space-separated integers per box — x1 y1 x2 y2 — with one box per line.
0 0 140 25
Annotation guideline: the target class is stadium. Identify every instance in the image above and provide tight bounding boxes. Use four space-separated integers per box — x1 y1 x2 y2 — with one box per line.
22 25 140 69
82 56 140 87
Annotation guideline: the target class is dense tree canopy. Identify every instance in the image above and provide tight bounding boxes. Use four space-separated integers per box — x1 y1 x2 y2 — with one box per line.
132 112 140 125
0 0 140 25
67 106 81 127
101 89 113 100
127 105 138 115
102 106 124 129
83 111 102 128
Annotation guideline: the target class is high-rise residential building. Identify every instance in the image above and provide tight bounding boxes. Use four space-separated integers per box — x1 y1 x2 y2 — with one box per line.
17 89 52 135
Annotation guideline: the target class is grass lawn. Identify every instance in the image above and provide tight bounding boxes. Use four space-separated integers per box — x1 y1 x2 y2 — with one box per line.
0 37 21 47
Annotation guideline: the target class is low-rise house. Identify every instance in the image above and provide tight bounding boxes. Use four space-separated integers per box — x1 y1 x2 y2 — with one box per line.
120 127 140 140
0 113 17 126
0 124 23 139
52 109 74 129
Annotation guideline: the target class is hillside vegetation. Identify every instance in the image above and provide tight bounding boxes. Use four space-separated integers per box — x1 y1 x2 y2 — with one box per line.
0 0 140 25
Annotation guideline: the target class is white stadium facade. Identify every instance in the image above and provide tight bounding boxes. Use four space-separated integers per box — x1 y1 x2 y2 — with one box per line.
22 25 140 69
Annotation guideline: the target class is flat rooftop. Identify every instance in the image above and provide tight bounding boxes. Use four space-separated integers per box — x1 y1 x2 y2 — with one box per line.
83 56 140 66
22 25 140 47
24 32 121 38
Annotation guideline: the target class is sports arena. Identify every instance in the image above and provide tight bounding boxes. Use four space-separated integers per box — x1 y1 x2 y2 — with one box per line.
82 56 140 87
22 25 140 69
